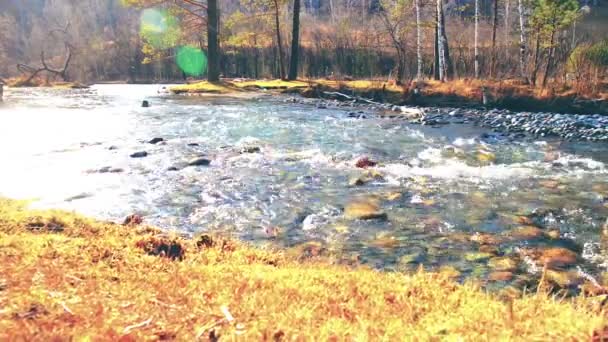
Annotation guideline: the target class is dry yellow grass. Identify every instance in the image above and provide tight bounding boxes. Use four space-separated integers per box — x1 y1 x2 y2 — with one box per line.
0 198 606 340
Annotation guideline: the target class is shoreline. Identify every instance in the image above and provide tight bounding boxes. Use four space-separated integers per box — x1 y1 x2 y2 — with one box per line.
0 198 605 339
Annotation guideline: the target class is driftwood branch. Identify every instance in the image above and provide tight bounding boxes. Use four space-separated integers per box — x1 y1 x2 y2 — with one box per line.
15 23 74 85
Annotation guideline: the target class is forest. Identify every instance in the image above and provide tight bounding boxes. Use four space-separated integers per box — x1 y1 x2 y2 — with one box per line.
0 0 606 96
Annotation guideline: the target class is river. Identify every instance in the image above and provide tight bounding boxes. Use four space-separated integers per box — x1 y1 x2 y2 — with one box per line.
1 84 607 292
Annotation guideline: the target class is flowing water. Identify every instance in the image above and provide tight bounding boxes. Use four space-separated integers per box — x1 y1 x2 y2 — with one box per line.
1 84 608 292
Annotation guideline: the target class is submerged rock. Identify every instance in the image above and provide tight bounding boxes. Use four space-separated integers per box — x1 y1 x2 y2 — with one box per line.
187 157 211 167
544 270 582 288
488 257 519 271
344 200 387 220
476 150 497 165
348 170 384 186
507 226 545 240
488 271 514 282
540 248 578 269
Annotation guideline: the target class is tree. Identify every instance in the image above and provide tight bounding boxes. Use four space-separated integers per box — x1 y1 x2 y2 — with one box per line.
273 0 287 79
435 0 451 81
207 0 220 81
528 0 578 87
517 0 529 82
474 0 480 78
415 0 423 80
288 0 301 80
490 0 499 78
379 0 411 84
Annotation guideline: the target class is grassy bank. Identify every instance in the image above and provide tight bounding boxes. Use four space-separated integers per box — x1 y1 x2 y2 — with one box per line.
171 78 607 114
0 198 605 340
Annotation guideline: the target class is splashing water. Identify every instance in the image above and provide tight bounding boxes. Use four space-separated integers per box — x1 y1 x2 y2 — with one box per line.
1 85 608 293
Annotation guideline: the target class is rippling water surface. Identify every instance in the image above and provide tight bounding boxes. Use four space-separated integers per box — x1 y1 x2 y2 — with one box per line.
1 85 607 291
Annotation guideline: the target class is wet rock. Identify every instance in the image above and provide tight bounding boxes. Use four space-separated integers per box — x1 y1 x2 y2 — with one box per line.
546 229 561 239
476 150 497 165
141 100 150 108
187 157 211 167
539 180 560 189
240 146 261 154
540 248 578 269
355 157 378 169
478 245 500 255
108 145 119 151
384 192 402 201
507 226 545 240
488 257 519 271
544 269 582 288
488 271 514 282
167 166 181 171
148 137 165 144
464 252 493 262
370 233 399 249
348 170 384 186
344 200 387 220
187 143 200 147
470 232 502 245
130 151 148 158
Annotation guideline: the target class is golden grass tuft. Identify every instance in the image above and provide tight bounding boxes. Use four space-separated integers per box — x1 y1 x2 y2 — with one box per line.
0 197 605 340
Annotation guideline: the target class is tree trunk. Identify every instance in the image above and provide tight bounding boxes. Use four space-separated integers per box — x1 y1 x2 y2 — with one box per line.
288 0 301 81
415 0 423 80
517 0 528 82
504 0 510 46
542 28 556 88
490 0 499 78
474 0 480 78
207 0 220 82
434 6 440 80
273 0 286 80
436 0 450 81
531 29 541 86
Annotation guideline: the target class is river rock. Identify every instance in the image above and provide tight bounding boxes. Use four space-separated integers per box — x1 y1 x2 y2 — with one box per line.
348 170 384 186
488 271 514 282
539 180 560 189
544 269 582 288
488 257 518 271
540 248 578 269
344 200 387 220
476 150 497 165
470 232 502 245
507 226 545 240
240 146 261 154
130 151 148 158
464 252 492 262
141 100 150 108
148 137 165 144
187 157 211 167
355 157 378 169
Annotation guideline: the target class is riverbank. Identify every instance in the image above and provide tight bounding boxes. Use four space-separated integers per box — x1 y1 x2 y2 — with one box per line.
0 198 605 340
170 78 607 115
